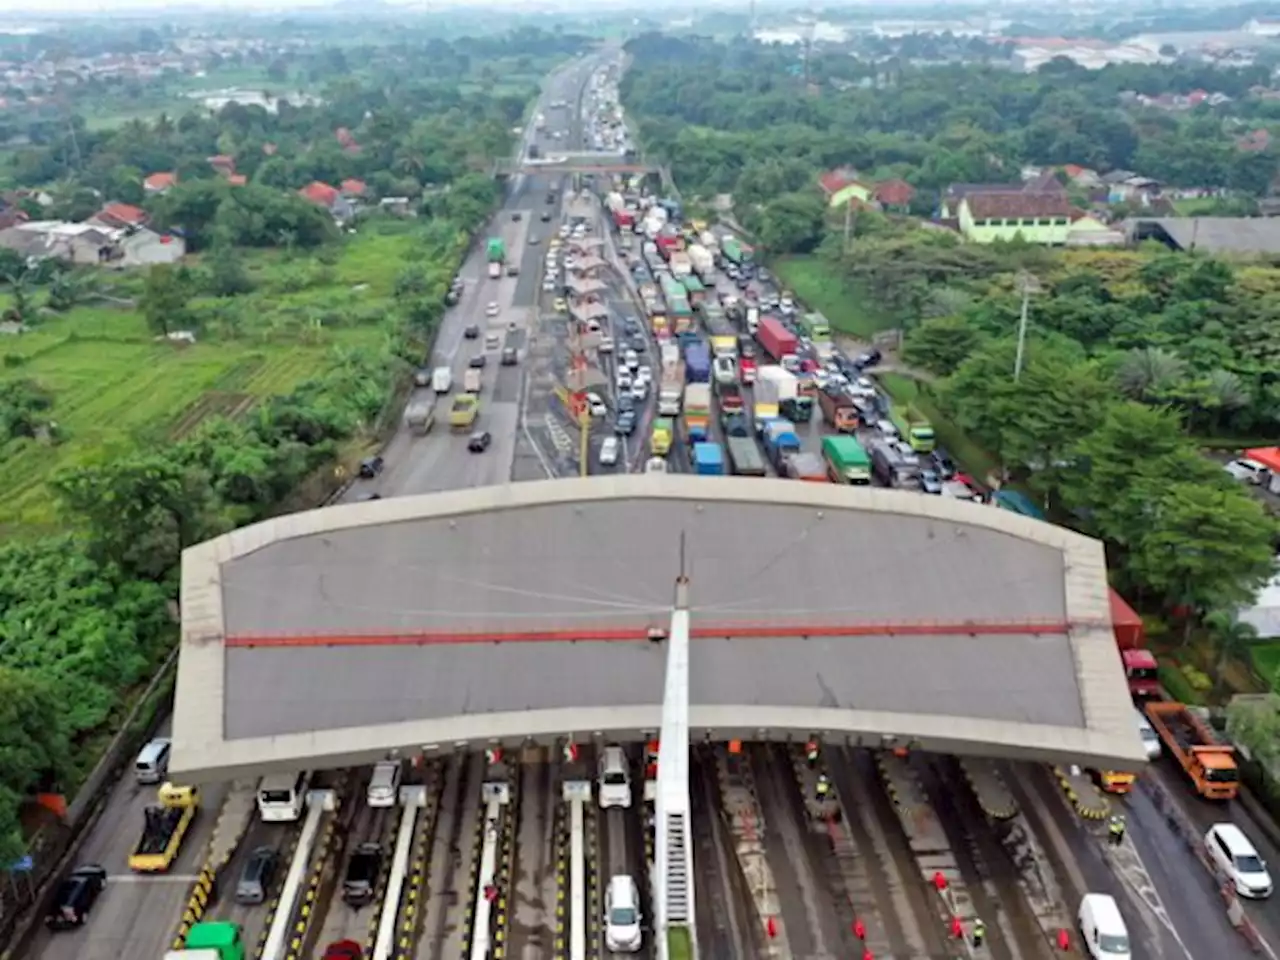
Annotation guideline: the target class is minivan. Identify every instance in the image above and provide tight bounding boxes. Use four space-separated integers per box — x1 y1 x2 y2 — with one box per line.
604 874 642 953
598 745 632 809
45 865 107 931
135 738 171 785
1078 893 1130 959
1133 707 1161 761
366 761 401 809
1206 823 1273 898
235 846 278 905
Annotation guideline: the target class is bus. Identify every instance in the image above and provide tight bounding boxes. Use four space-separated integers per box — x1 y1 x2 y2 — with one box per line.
257 771 311 822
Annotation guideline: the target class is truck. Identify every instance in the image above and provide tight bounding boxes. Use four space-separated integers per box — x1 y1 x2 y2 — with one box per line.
404 399 436 435
130 784 199 873
659 363 685 416
687 243 715 280
722 236 749 266
757 365 812 422
1109 588 1159 698
726 436 766 476
683 383 711 443
889 404 936 453
449 394 479 429
818 389 859 433
693 442 725 476
721 410 751 438
685 342 711 383
651 418 673 456
164 921 245 960
799 312 831 339
486 238 505 279
761 419 801 473
463 368 482 394
757 316 798 364
710 336 737 360
716 379 744 414
1144 701 1239 799
823 435 872 485
787 451 829 482
432 366 453 393
669 251 692 278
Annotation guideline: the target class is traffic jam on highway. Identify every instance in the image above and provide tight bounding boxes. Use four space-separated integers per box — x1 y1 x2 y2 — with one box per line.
23 58 1280 960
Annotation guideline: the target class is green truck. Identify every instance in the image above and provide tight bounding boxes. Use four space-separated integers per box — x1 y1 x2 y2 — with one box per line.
889 404 936 453
485 237 505 279
822 435 872 485
721 237 752 266
164 921 245 960
799 312 830 339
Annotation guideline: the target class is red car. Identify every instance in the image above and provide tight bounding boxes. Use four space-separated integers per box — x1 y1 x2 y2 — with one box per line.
323 940 362 960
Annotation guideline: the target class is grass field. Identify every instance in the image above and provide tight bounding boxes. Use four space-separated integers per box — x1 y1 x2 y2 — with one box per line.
0 228 418 532
773 255 891 339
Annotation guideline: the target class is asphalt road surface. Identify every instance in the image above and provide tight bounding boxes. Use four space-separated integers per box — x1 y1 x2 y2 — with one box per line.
24 53 605 960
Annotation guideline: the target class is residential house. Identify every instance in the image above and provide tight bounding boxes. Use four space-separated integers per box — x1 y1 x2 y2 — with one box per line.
340 178 367 198
0 221 118 265
818 167 873 208
1101 171 1161 205
114 228 185 267
89 202 149 230
299 181 354 220
957 192 1080 244
208 155 236 177
1061 164 1102 188
940 175 1064 219
378 197 414 217
873 178 915 210
143 172 177 195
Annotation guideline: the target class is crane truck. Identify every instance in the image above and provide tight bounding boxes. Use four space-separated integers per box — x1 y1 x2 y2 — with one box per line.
130 784 199 872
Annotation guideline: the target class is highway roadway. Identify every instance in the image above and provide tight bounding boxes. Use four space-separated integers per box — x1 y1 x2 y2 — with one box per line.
24 53 605 960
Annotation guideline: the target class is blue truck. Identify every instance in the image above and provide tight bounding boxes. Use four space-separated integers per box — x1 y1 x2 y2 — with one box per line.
684 342 711 383
760 418 800 473
692 442 725 475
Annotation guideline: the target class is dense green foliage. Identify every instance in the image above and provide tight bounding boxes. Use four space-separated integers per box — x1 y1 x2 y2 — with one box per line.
621 34 1279 241
0 32 526 860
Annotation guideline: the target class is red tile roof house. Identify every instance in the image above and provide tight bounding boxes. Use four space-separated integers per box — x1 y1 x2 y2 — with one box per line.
340 178 367 198
208 155 236 176
873 178 915 210
299 181 354 220
143 171 177 195
90 202 149 230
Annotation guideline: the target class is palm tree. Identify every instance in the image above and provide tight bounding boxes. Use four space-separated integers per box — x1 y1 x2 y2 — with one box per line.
1204 610 1258 701
1201 369 1250 432
4 267 34 324
1117 347 1186 403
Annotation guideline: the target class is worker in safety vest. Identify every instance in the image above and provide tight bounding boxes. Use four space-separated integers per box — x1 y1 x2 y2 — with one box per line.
815 774 831 802
805 740 819 768
972 917 986 948
1108 816 1126 846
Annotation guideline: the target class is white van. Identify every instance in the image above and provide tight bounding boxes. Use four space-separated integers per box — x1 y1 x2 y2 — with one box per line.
1078 893 1130 959
597 745 632 809
432 367 452 393
599 437 619 466
1206 823 1273 898
1134 707 1161 761
604 874 643 953
367 761 402 808
135 738 171 785
464 368 483 394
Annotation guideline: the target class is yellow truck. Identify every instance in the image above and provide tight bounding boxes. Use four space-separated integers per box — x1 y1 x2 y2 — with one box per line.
651 418 673 456
449 394 479 429
130 783 199 873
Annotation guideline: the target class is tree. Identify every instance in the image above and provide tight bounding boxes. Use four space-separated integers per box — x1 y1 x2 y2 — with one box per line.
1117 347 1186 402
902 315 986 376
205 243 254 297
139 264 191 337
1204 610 1259 698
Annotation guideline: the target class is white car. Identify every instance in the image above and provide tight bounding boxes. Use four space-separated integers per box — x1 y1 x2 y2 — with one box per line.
645 456 667 473
631 381 647 401
484 333 500 350
485 302 499 317
604 875 643 953
636 366 652 383
559 225 571 238
624 350 639 371
599 436 619 466
542 280 556 292
597 745 632 809
586 392 608 417
366 761 401 808
616 370 632 390
1225 459 1269 484
1206 823 1273 898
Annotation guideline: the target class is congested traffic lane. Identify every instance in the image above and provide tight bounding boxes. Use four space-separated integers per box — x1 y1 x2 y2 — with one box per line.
27 724 229 960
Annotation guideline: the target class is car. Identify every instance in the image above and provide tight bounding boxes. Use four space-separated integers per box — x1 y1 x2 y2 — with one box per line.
469 355 486 369
624 349 639 371
554 298 568 313
322 940 364 960
931 448 957 479
631 381 647 401
1077 893 1129 960
367 761 402 808
919 469 943 494
358 456 384 479
559 225 571 238
540 211 552 222
1225 459 1269 484
616 370 632 390
235 845 278 905
46 865 107 930
511 211 522 221
1134 707 1162 761
599 436 620 466
597 745 632 809
645 456 667 473
485 302 499 318
468 430 492 453
342 843 384 906
586 392 608 417
636 365 652 383
854 347 883 368
543 279 556 292
528 234 540 245
485 333 500 350
615 411 637 435
604 874 643 953
506 264 519 277
501 347 518 366
616 394 635 413
630 336 647 353
464 324 480 339
1206 823 1272 898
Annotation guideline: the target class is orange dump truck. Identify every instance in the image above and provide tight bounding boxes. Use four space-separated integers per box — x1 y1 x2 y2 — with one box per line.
1145 701 1238 799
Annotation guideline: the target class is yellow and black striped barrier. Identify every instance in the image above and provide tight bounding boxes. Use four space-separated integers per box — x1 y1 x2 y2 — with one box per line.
552 796 569 960
960 758 1018 821
583 800 601 957
491 788 518 960
1053 766 1111 820
171 866 218 948
283 801 341 960
392 775 441 960
458 796 488 957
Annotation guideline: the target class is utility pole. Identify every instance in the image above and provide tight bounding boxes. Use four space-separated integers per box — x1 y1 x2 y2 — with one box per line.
1013 271 1040 382
842 199 854 253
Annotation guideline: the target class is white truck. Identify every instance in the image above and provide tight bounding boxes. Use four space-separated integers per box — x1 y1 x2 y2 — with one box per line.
668 251 692 278
687 243 714 280
746 306 760 334
699 230 719 253
757 365 800 403
432 367 453 393
463 368 482 393
658 361 685 416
